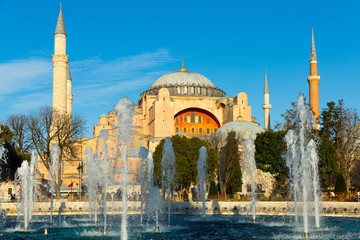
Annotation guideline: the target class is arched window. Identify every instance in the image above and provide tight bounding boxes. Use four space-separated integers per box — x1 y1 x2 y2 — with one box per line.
175 127 179 133
207 118 210 124
184 86 188 94
176 117 179 123
191 112 195 123
184 115 188 123
183 127 187 133
191 127 195 134
206 128 210 134
177 86 181 94
198 115 202 123
199 128 203 134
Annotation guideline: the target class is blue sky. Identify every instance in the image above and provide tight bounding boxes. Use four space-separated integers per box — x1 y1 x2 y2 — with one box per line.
0 0 359 137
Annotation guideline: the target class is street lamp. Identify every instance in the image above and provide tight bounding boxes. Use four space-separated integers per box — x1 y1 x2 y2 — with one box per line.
77 162 83 199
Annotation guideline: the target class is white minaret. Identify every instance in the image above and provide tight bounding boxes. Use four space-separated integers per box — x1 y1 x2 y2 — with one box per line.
52 3 69 113
262 69 271 130
66 63 73 115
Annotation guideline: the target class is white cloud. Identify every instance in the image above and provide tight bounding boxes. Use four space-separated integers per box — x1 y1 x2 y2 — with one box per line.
0 58 52 95
0 49 175 118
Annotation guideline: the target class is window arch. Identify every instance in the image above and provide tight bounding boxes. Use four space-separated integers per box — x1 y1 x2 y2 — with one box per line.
199 128 203 134
191 112 195 123
198 115 202 123
176 127 179 133
183 127 187 133
176 117 179 123
184 115 188 123
191 127 195 134
206 128 210 134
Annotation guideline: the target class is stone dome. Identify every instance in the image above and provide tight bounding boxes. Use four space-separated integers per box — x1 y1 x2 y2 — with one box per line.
152 71 215 88
218 120 264 139
140 70 226 98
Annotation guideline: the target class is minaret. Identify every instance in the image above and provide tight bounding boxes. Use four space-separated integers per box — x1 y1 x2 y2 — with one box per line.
52 3 69 113
262 69 271 130
307 28 320 122
66 63 73 115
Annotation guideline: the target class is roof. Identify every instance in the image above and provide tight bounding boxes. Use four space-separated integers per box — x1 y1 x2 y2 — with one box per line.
310 28 317 61
55 5 66 35
218 120 264 140
152 71 215 88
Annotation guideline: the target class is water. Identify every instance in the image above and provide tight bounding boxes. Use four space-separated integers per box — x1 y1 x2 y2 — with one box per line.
161 137 176 227
138 147 152 226
285 95 321 237
1 214 359 239
14 152 38 231
49 145 60 226
114 97 135 240
243 138 257 223
83 146 99 224
197 146 207 219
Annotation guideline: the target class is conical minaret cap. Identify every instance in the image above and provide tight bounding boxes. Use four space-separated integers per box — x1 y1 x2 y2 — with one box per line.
310 28 317 61
264 69 269 94
55 3 66 35
66 63 71 80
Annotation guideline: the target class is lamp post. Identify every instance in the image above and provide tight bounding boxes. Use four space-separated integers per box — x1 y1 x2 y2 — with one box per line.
77 162 83 199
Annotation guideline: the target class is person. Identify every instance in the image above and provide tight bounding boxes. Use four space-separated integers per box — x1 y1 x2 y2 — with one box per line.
330 191 335 201
357 191 360 202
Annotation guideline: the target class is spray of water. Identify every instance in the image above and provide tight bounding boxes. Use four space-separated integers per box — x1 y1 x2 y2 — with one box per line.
114 97 135 240
161 137 176 227
197 146 207 219
83 147 99 223
243 138 257 223
49 145 60 226
138 147 151 225
14 151 37 231
285 95 321 237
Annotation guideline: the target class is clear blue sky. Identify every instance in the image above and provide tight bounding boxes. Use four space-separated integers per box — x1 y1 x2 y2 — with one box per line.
0 0 359 137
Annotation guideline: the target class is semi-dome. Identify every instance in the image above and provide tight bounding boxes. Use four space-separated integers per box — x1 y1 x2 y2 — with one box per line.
140 65 226 98
218 120 264 139
152 71 215 88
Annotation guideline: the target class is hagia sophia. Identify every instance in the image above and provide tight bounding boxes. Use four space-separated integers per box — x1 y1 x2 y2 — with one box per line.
38 6 320 197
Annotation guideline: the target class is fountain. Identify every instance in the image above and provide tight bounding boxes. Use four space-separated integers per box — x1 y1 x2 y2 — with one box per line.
285 95 321 238
146 186 163 231
49 145 60 227
243 138 257 223
83 146 99 224
14 151 37 231
197 146 207 219
114 97 135 240
138 147 151 226
161 137 176 227
96 130 110 234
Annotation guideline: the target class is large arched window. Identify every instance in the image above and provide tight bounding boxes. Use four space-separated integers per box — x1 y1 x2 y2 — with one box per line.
176 127 179 133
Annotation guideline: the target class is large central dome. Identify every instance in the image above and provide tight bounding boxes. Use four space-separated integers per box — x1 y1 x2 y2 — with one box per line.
152 71 215 88
140 66 226 98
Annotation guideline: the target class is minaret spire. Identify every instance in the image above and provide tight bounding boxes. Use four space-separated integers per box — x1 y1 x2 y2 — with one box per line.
310 28 317 61
307 28 320 126
264 69 269 94
262 69 271 130
55 3 66 35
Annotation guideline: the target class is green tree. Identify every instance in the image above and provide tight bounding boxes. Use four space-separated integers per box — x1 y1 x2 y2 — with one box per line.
0 125 25 181
320 100 360 189
334 173 347 192
317 137 337 188
153 135 218 195
219 131 241 195
208 180 218 195
255 130 287 177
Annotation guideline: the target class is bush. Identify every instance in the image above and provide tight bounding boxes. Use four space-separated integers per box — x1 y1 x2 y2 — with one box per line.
208 181 218 195
334 173 347 192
